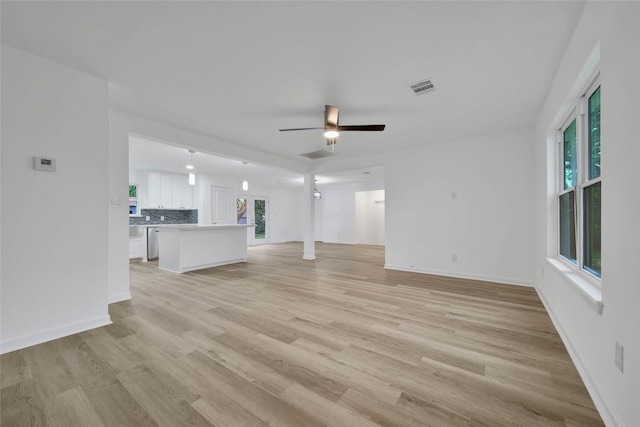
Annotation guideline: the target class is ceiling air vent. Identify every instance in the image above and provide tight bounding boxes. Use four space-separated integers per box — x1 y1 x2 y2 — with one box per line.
409 79 435 96
300 150 335 160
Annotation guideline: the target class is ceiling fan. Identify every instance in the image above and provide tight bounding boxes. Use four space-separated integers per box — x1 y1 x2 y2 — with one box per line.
279 105 385 147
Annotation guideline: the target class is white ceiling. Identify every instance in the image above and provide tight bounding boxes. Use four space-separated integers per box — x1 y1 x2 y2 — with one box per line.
2 1 584 184
129 135 384 189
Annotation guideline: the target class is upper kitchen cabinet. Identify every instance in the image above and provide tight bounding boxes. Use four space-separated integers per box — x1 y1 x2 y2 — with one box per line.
171 174 194 209
148 171 194 209
148 172 162 208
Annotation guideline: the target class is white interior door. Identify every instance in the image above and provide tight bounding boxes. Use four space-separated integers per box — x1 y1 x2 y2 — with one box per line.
210 186 232 224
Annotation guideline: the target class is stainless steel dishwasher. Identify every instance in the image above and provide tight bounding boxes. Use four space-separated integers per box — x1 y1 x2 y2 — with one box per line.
147 227 160 260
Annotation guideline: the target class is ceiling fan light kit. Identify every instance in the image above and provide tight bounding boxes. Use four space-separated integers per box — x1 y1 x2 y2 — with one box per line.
314 180 321 200
280 105 385 151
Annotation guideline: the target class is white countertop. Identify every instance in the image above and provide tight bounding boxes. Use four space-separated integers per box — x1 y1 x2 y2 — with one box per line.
158 224 254 231
129 223 200 228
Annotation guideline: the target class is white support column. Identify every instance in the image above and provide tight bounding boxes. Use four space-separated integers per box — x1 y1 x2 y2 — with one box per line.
302 173 316 260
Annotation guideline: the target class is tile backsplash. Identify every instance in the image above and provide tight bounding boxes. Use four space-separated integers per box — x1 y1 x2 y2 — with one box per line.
129 209 198 225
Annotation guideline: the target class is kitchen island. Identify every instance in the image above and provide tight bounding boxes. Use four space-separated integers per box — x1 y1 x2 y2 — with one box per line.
157 224 253 273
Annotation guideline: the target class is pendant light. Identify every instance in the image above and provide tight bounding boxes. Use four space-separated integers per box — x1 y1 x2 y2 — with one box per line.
187 150 196 185
242 161 248 191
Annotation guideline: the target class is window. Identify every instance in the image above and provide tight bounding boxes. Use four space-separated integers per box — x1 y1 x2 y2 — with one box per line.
557 81 601 279
129 184 139 216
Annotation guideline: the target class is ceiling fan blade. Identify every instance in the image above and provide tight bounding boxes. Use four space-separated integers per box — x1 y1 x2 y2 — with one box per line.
325 105 339 128
279 127 324 132
337 124 386 132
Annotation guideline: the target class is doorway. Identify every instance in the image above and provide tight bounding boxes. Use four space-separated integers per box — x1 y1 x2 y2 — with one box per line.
251 197 269 245
355 190 385 245
211 186 233 224
237 196 269 245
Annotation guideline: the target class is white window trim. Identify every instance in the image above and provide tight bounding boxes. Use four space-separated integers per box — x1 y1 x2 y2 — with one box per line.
549 74 602 314
129 183 142 217
546 257 603 314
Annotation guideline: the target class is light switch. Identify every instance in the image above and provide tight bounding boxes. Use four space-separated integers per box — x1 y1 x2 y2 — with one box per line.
34 156 56 172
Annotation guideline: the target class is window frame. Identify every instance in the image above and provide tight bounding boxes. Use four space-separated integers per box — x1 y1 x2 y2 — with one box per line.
129 183 140 217
555 76 601 285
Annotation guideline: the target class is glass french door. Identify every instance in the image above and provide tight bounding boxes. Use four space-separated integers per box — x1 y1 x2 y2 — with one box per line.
251 197 268 245
237 196 268 245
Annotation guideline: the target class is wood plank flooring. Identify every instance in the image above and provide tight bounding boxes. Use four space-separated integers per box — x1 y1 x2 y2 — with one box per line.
1 242 604 426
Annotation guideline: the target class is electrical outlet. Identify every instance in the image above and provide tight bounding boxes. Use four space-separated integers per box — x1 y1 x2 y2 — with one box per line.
452 254 458 262
615 342 624 373
146 216 150 221
160 216 165 221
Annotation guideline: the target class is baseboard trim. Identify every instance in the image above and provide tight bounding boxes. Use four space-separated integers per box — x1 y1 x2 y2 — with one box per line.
109 292 132 304
0 314 112 355
383 264 534 288
158 258 247 274
535 288 619 427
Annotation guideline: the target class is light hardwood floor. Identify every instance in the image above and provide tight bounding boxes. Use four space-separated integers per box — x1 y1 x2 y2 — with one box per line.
1 242 604 426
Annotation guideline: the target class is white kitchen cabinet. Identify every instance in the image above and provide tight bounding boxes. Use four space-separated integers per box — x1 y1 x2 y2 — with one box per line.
147 172 193 209
182 179 194 209
129 225 145 259
129 239 144 259
148 172 163 208
161 173 173 208
158 225 250 273
171 174 184 209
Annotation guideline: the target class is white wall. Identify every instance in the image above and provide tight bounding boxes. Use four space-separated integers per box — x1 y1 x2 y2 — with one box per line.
534 3 640 426
1 45 112 353
317 186 356 244
385 128 536 286
315 183 384 245
267 186 303 243
108 111 134 304
194 173 303 243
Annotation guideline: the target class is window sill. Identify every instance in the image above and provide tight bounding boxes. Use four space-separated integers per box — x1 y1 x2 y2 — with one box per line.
546 257 603 315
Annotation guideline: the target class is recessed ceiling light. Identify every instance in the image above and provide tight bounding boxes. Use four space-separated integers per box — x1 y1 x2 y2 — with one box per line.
186 165 194 170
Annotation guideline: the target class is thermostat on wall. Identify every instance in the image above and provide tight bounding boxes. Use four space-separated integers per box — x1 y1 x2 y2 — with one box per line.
34 156 56 172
